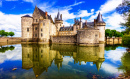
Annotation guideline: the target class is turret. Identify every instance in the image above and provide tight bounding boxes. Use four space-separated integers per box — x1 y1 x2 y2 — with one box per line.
79 17 82 29
96 12 106 43
55 10 63 35
21 15 33 42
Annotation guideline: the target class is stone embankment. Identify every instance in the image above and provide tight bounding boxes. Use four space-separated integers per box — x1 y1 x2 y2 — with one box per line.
0 37 21 46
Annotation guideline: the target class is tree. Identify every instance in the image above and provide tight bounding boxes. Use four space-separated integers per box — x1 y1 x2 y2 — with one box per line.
111 30 116 36
116 0 130 16
9 31 14 37
105 29 112 37
0 30 5 37
4 32 9 37
116 0 130 33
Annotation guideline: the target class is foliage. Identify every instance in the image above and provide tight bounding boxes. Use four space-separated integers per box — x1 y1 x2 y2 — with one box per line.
4 32 9 36
0 30 15 37
0 30 6 36
122 34 130 47
105 44 121 51
9 31 15 37
105 29 123 37
116 0 130 15
118 52 130 76
116 0 130 33
0 46 15 53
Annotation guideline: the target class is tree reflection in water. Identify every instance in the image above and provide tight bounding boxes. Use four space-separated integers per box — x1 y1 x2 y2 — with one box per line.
0 46 15 53
118 52 130 78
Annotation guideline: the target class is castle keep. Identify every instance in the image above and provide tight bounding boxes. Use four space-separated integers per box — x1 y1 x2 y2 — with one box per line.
21 6 106 45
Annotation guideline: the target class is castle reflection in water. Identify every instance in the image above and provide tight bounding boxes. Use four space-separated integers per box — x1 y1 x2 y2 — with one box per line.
22 44 105 77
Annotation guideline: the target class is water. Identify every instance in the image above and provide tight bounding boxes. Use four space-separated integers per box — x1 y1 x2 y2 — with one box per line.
0 44 128 79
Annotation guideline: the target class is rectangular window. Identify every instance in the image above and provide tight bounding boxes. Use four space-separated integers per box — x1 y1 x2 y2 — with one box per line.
41 50 43 53
41 33 43 37
27 28 29 32
35 34 37 37
35 27 37 30
41 29 42 31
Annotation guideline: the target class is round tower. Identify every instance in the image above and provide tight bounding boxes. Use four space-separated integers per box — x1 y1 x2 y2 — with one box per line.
96 12 106 43
55 10 63 35
21 15 33 42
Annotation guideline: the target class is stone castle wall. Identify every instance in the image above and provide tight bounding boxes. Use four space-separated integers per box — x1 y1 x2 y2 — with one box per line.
52 35 77 44
21 17 33 39
77 29 99 45
0 37 21 42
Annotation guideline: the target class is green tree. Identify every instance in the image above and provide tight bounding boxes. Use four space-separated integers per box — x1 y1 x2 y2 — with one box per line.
9 31 15 37
116 31 123 37
4 32 9 36
105 29 112 37
118 52 130 76
116 0 130 33
0 30 5 37
111 30 116 37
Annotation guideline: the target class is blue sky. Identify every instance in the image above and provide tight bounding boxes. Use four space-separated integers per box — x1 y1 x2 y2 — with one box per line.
0 0 125 37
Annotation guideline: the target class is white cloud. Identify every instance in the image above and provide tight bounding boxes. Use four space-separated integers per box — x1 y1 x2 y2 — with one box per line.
62 56 73 66
77 9 94 17
101 62 123 74
90 62 93 66
105 12 125 31
105 47 126 63
89 0 122 21
99 0 122 14
88 0 124 31
0 45 22 64
0 11 31 37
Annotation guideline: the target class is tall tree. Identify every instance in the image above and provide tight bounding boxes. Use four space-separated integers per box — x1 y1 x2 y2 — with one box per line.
116 0 130 33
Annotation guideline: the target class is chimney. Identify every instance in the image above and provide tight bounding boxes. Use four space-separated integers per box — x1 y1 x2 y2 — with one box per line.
45 11 48 16
45 11 48 19
63 25 64 28
94 19 96 23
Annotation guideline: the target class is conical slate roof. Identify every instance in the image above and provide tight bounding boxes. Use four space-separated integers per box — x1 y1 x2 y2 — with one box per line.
96 12 105 23
57 11 61 20
56 10 62 20
22 15 31 17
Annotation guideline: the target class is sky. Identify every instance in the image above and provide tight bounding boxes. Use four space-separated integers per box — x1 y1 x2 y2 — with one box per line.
0 0 125 37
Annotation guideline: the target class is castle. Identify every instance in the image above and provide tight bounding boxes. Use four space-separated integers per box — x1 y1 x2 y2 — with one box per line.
21 6 106 45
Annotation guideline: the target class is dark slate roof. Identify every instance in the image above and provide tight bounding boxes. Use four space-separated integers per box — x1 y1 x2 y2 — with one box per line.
56 11 62 20
37 7 54 23
59 27 73 31
96 12 105 23
22 15 32 17
74 19 80 25
82 22 94 28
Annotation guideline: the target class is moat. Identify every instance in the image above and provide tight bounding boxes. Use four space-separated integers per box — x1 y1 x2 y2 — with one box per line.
0 43 129 79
